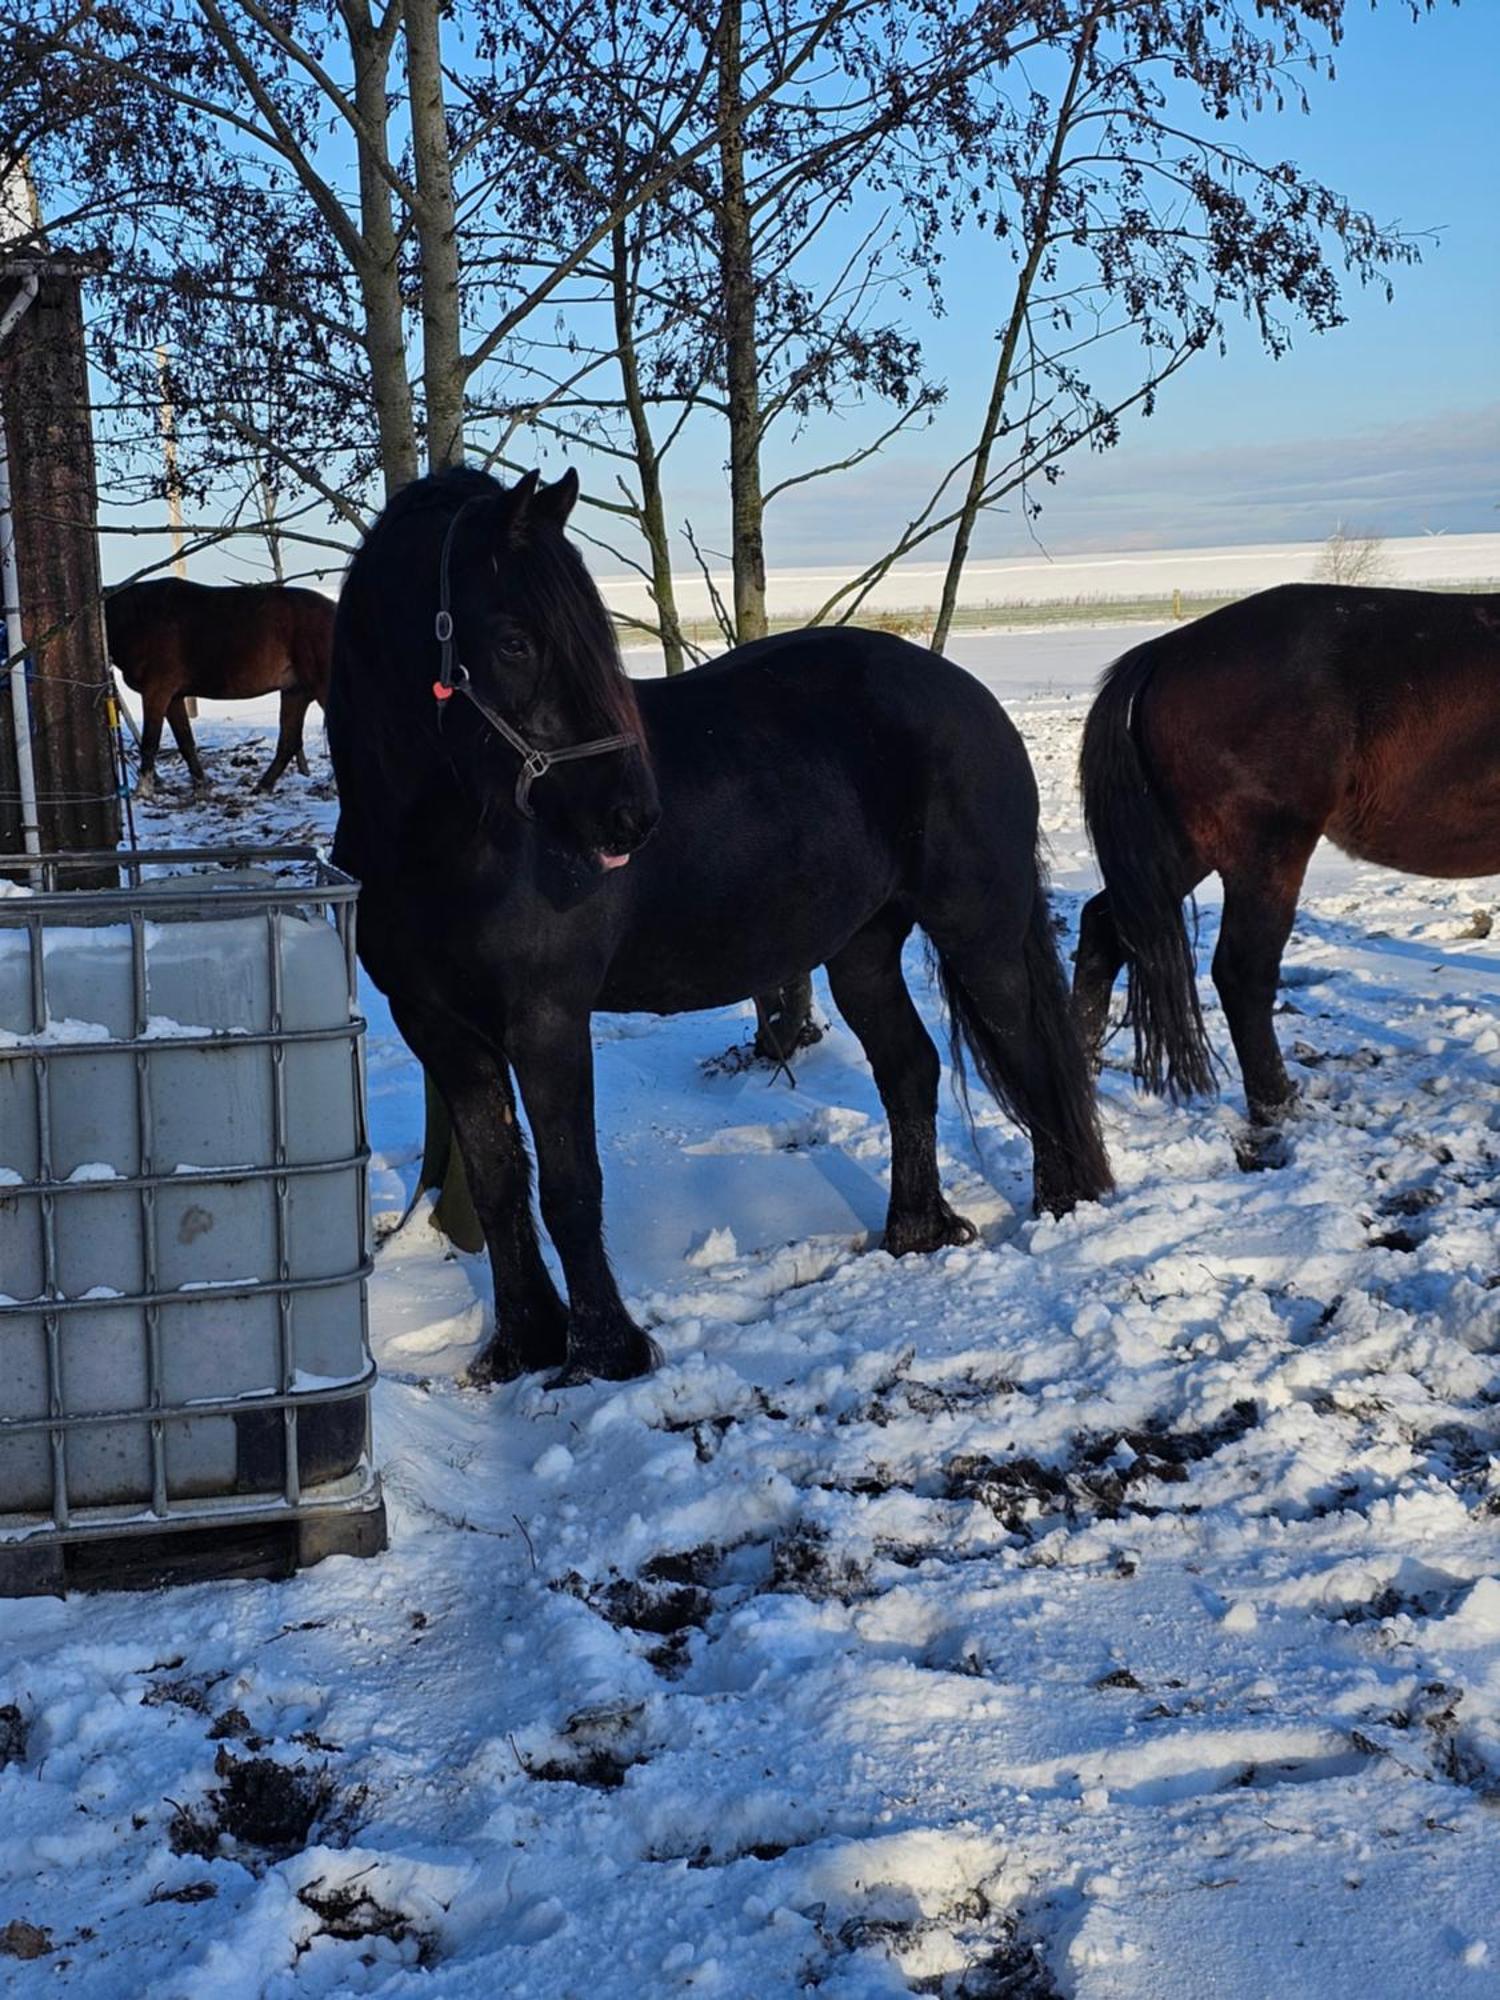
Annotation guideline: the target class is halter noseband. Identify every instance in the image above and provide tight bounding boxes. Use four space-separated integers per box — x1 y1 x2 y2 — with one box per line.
431 496 638 820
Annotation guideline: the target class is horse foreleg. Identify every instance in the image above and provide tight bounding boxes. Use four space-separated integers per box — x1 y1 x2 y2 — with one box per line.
1072 891 1125 1070
258 689 312 793
166 696 209 794
1212 844 1315 1125
390 996 567 1380
508 1007 659 1386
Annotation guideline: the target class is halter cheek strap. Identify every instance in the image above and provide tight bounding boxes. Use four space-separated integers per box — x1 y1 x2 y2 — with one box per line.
432 496 638 820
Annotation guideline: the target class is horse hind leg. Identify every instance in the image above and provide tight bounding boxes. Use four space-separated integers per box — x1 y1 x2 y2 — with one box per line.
258 688 312 792
1212 837 1317 1125
825 910 975 1255
927 892 1113 1217
1072 890 1126 1070
166 696 209 794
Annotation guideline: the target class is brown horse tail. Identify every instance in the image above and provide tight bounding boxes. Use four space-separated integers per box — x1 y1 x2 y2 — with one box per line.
934 873 1114 1209
1080 638 1215 1099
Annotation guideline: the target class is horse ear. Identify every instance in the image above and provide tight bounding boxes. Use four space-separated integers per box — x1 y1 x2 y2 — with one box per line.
511 468 542 504
534 468 580 529
496 468 541 539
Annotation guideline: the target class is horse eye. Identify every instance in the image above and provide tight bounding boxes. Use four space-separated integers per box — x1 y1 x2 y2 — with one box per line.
495 634 531 662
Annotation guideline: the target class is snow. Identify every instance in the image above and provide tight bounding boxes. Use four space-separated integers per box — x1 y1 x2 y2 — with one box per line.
0 1015 112 1048
5 626 1500 1995
142 1017 231 1041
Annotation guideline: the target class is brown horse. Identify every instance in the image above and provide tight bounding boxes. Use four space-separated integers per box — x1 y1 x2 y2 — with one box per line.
105 577 335 795
1075 583 1500 1123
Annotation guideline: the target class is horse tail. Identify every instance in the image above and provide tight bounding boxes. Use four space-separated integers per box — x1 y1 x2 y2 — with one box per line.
1080 637 1214 1098
934 873 1113 1209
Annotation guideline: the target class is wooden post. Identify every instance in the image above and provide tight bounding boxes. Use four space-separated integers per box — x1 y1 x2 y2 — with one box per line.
156 344 194 719
0 253 120 861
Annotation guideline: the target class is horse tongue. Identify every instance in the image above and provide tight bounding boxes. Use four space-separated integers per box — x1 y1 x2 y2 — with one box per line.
597 850 631 871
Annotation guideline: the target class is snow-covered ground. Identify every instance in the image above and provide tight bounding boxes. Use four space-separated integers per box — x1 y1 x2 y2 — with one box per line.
6 626 1500 1997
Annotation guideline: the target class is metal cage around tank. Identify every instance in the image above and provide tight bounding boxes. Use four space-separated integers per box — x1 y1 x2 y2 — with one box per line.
0 845 385 1594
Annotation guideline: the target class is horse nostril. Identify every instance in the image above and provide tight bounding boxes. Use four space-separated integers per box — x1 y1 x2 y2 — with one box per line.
609 804 657 853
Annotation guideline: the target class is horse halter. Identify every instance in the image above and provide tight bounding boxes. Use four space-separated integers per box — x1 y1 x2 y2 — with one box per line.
431 497 638 820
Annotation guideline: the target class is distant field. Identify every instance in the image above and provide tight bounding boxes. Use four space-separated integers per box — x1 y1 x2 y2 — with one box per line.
637 577 1500 651
641 592 1234 651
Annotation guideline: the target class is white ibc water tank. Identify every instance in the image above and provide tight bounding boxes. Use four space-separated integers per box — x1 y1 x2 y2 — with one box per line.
0 851 379 1572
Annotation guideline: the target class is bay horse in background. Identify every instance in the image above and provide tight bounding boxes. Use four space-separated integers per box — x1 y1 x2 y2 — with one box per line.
1074 583 1500 1124
105 577 335 795
329 465 1111 1389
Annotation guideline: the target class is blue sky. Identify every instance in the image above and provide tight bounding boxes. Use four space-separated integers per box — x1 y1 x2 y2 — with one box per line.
741 0 1500 563
1155 0 1497 449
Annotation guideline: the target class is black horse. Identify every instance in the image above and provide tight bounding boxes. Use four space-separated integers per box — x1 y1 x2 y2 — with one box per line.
328 467 1111 1386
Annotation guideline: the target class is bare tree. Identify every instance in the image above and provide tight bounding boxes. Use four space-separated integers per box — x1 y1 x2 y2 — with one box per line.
815 0 1432 651
1314 523 1390 585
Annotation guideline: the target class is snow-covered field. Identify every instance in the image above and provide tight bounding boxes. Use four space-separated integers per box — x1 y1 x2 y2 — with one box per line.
6 627 1500 1997
599 531 1500 627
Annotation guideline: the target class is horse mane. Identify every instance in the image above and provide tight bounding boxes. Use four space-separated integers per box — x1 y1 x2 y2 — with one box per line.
369 466 645 751
503 514 646 748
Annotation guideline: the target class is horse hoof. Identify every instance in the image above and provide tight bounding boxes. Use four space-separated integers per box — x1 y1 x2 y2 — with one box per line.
464 1342 525 1387
1234 1127 1290 1174
1034 1191 1075 1219
546 1332 662 1389
545 1362 596 1390
883 1208 976 1256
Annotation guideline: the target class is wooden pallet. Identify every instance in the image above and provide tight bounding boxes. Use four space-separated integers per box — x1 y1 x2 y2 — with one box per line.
0 1493 386 1597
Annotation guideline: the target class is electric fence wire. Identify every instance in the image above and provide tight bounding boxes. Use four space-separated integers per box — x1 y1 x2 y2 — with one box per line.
1 665 141 849
106 670 139 852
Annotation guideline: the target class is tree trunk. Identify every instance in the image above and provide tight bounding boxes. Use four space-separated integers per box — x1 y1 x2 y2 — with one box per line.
610 221 688 675
716 0 815 1055
258 451 285 581
0 255 120 868
929 16 1096 655
403 0 485 1246
716 0 768 648
346 0 419 493
405 0 465 472
419 1074 485 1252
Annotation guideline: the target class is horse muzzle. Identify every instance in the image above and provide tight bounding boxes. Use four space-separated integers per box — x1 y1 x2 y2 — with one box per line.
593 800 660 872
